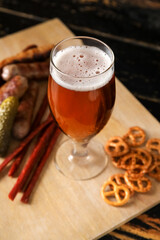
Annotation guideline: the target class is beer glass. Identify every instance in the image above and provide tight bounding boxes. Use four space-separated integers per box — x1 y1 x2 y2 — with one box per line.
48 36 115 180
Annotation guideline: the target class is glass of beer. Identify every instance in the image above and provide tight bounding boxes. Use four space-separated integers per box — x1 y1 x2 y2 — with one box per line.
48 36 115 180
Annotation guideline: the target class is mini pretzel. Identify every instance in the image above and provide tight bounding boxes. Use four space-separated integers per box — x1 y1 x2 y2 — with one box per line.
148 155 160 181
123 126 146 147
121 153 149 178
126 167 146 179
109 174 134 196
120 153 148 171
124 172 152 193
131 148 152 170
146 138 160 155
101 180 130 206
148 164 160 181
105 136 129 157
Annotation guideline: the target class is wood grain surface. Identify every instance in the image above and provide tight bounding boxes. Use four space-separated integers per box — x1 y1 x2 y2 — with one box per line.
0 18 160 240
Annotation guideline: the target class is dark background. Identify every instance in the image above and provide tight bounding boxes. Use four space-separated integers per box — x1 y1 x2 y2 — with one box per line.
0 0 160 239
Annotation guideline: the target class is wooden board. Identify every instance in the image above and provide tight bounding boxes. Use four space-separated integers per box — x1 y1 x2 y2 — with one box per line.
0 18 160 240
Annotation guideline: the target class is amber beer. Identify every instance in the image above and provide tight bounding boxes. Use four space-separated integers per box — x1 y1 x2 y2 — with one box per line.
48 45 115 141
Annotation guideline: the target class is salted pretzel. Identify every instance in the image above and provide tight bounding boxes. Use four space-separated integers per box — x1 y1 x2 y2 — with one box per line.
105 136 129 157
101 180 130 206
124 172 152 193
123 126 146 147
146 138 160 155
109 174 134 196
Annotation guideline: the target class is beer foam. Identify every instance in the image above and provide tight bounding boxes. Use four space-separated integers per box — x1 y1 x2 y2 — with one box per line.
50 45 114 91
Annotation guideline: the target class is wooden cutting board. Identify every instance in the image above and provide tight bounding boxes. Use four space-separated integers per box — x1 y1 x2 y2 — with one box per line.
0 18 160 240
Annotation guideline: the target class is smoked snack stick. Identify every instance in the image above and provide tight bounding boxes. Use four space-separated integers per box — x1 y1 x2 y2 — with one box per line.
8 122 56 201
0 116 53 173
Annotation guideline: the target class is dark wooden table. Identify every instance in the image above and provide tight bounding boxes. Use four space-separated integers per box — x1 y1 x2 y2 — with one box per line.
0 1 160 239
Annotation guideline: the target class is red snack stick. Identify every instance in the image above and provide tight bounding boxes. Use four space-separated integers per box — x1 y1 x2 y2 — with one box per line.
8 122 56 201
8 94 49 176
21 127 61 203
31 93 48 131
0 116 53 173
8 148 27 177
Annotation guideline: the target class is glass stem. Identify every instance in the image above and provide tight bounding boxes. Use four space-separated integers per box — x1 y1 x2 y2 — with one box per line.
72 140 89 158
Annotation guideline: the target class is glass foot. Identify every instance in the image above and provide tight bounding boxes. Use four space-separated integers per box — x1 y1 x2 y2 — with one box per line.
54 139 108 180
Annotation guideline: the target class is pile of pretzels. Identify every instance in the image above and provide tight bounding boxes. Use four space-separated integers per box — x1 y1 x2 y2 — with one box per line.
101 126 160 207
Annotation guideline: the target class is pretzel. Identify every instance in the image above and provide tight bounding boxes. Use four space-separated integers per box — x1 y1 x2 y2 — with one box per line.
109 174 134 196
146 138 160 155
101 180 130 206
105 136 129 157
126 168 146 179
120 153 148 169
121 152 150 178
148 155 160 181
124 172 152 193
145 153 157 172
123 126 146 147
131 148 152 168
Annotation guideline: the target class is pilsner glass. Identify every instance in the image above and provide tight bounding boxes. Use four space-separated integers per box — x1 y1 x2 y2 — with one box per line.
48 36 115 180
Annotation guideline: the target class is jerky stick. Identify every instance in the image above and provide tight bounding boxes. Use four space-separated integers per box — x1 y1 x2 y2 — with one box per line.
21 127 61 203
0 116 53 173
8 122 56 201
31 93 48 130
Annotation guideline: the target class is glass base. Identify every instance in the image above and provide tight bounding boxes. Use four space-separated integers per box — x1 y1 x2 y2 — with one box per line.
54 139 108 180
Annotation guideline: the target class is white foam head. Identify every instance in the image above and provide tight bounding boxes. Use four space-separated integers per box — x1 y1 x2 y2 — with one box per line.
50 45 114 91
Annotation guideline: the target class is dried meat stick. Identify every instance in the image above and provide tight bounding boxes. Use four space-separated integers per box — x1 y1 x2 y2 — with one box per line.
21 127 61 203
8 122 56 201
31 93 48 131
8 94 49 176
0 116 53 173
8 149 27 177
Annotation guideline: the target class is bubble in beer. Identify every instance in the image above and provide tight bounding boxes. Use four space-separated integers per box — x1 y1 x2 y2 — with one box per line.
51 45 113 91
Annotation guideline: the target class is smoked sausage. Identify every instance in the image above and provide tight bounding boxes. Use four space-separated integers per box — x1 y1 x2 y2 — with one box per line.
0 44 53 70
12 81 39 139
0 75 28 104
2 60 49 81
